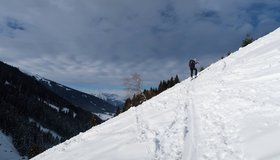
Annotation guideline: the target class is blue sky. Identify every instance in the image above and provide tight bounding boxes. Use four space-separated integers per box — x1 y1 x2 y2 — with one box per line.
1 0 280 95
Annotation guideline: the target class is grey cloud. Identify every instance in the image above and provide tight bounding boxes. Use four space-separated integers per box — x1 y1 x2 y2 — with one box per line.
160 3 178 25
0 0 280 91
6 18 25 31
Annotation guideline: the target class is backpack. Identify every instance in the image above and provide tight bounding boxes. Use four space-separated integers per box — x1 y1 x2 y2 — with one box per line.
189 59 195 67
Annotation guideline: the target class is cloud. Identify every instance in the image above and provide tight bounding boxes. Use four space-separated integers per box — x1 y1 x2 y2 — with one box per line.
0 0 280 93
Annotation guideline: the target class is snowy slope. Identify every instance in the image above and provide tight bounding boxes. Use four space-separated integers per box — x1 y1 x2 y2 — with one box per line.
0 131 23 160
32 28 280 160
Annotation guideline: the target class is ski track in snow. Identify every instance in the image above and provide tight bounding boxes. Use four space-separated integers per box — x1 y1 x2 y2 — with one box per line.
134 86 189 160
188 60 247 160
184 33 280 159
188 64 245 160
182 79 197 160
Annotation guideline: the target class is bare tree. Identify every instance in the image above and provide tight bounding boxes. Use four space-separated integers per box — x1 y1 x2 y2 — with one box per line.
123 72 142 97
123 72 146 100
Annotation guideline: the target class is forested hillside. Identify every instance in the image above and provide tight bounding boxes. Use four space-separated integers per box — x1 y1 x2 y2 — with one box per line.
0 61 101 158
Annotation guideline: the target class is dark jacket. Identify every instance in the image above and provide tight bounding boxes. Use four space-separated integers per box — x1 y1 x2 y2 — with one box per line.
189 59 197 69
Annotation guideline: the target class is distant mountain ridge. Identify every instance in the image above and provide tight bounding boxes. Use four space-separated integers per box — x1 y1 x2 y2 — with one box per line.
92 92 124 107
36 76 117 119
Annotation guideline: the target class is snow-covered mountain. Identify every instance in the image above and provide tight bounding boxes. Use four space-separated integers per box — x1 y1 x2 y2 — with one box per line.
32 28 280 160
36 76 117 120
92 92 124 107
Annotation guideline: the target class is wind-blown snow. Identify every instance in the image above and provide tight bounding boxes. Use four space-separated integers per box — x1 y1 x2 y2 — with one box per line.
32 28 280 160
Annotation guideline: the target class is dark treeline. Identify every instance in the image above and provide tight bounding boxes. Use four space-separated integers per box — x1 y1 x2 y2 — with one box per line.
241 34 254 47
116 75 180 116
0 61 101 158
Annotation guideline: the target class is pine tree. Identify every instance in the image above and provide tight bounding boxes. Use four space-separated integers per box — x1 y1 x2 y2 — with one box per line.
91 116 98 126
199 66 205 72
123 98 132 112
167 77 174 88
114 107 121 117
241 34 253 47
175 75 180 84
28 143 44 158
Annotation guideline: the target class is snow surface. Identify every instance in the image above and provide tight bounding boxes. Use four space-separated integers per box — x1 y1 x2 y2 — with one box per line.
0 130 23 160
32 28 280 160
